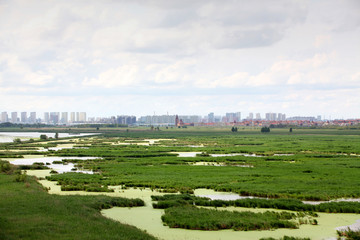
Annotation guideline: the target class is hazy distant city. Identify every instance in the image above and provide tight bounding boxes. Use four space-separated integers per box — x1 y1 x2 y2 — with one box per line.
1 111 359 127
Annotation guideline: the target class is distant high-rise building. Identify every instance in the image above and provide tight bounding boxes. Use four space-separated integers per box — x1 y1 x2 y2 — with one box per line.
21 112 27 123
265 112 277 121
44 112 50 123
317 115 322 121
277 113 286 121
247 113 254 120
208 112 214 123
50 112 59 124
29 112 36 123
61 112 68 124
1 112 8 122
116 115 136 125
255 113 261 120
11 112 18 123
235 112 241 122
225 113 237 122
70 112 75 123
79 112 86 122
76 112 80 122
175 115 179 126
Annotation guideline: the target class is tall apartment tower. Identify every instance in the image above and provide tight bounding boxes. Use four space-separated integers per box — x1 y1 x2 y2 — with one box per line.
255 113 261 120
225 113 236 122
265 113 277 121
21 112 27 123
29 112 36 123
208 112 214 123
247 112 254 120
79 112 86 122
11 112 18 123
50 112 59 124
1 112 8 122
235 112 241 122
61 112 68 124
76 112 80 122
70 112 75 123
44 112 50 123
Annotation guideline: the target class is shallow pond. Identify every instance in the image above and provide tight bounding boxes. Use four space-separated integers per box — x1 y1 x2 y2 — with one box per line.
9 156 100 174
102 203 359 240
171 152 291 157
0 132 98 143
23 170 360 240
195 189 360 205
191 162 253 167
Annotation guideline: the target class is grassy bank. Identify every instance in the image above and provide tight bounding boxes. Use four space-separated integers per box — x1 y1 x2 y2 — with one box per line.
0 167 156 240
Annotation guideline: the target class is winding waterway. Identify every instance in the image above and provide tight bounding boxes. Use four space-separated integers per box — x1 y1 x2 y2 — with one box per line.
22 170 360 240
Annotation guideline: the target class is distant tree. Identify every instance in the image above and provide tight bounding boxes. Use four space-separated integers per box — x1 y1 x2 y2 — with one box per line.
40 134 48 140
96 127 99 131
55 132 59 139
126 129 129 132
289 128 293 133
28 138 34 143
231 127 238 132
13 138 21 143
261 127 270 133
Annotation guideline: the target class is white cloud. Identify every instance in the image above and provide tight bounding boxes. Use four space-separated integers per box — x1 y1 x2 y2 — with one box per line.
83 64 139 88
314 35 331 48
0 0 359 118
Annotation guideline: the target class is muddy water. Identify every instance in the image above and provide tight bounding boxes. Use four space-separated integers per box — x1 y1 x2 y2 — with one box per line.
25 170 360 240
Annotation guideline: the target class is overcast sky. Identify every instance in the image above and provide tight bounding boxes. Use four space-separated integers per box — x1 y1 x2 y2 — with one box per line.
0 0 359 119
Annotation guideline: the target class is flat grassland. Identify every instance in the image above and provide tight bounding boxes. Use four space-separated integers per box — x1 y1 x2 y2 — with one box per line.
43 128 360 200
1 127 360 239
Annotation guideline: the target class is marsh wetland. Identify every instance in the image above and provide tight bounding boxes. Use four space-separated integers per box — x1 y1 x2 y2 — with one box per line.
1 128 360 239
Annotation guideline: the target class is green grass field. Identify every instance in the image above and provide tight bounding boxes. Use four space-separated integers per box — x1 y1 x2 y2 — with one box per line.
0 165 156 240
38 128 360 200
1 127 360 239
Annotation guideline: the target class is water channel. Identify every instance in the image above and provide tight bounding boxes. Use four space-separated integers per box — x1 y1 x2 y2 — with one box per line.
21 169 360 240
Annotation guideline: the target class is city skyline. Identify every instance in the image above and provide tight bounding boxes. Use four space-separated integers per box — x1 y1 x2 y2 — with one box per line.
0 109 348 124
0 1 359 119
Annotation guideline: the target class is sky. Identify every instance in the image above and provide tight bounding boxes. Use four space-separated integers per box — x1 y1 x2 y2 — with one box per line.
0 0 359 119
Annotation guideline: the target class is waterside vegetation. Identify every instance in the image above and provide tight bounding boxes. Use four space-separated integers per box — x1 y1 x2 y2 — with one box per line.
0 162 156 240
1 127 360 239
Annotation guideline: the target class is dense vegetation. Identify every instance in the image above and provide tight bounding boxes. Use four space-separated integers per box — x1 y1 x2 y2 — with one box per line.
37 128 360 200
161 205 299 231
337 228 360 240
260 237 311 240
0 162 156 240
2 127 360 239
152 194 360 213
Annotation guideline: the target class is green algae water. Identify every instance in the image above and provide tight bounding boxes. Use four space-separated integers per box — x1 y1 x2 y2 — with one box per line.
25 170 360 240
102 205 359 240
